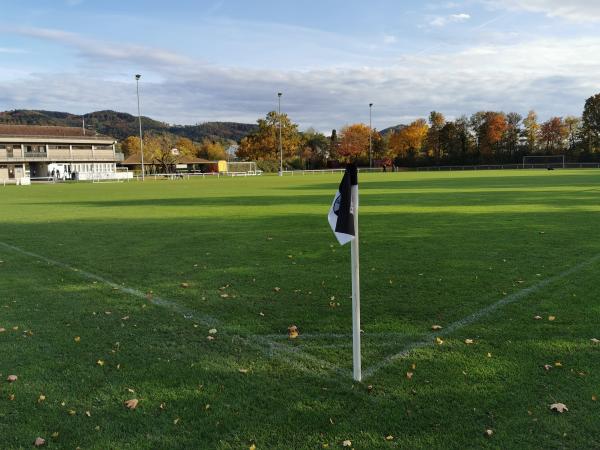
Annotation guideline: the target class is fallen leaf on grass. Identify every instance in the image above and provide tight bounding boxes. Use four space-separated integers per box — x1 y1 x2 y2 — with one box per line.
487 352 492 358
85 411 91 417
554 361 562 367
6 375 17 382
592 395 597 401
68 410 76 416
435 337 444 345
8 394 15 401
238 368 249 374
385 435 394 441
483 429 493 437
181 283 189 288
96 360 104 367
273 287 281 292
51 432 59 438
288 325 299 339
0 327 5 333
431 324 443 330
550 403 568 413
34 437 46 447
208 328 217 335
219 293 229 299
543 364 552 371
464 339 474 345
207 335 215 341
548 316 556 321
173 417 180 425
342 440 352 447
249 444 256 450
591 338 600 344
533 315 542 320
74 336 81 343
124 399 139 410
406 372 413 380
38 394 46 403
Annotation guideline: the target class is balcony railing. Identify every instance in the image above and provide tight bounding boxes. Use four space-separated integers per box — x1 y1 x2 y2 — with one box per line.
24 152 48 158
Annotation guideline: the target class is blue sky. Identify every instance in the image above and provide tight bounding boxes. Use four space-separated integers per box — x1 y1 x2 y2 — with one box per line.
1 0 600 131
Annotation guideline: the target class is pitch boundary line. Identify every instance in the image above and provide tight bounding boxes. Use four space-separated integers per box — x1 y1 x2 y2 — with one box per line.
0 241 349 379
362 251 600 380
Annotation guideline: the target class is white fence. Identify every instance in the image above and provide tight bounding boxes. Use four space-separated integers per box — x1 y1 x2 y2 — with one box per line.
416 162 600 171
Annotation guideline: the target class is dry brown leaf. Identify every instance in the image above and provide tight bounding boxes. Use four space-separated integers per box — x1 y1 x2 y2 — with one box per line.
550 402 568 413
431 324 443 330
0 327 6 333
592 395 597 401
8 394 15 401
548 315 556 321
85 411 91 417
238 368 249 374
411 363 416 370
274 287 281 292
435 337 444 345
34 437 46 447
591 338 600 344
249 444 256 450
385 435 394 441
96 360 104 366
543 364 552 371
533 315 542 320
208 328 217 334
554 361 562 367
7 375 17 382
38 394 46 403
406 372 413 380
288 325 299 339
51 432 59 438
74 336 81 343
487 352 492 358
219 293 229 298
484 429 493 437
68 409 76 416
207 335 215 341
124 399 139 410
342 440 352 447
181 282 189 288
464 339 474 345
173 417 180 424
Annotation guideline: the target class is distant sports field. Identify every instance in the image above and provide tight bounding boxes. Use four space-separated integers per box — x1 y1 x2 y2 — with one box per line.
1 170 599 449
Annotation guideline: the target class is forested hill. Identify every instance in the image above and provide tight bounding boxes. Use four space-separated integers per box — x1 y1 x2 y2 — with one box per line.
0 109 257 143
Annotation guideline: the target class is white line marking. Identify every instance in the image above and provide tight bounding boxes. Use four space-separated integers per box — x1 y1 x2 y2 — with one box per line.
0 241 348 378
362 252 600 380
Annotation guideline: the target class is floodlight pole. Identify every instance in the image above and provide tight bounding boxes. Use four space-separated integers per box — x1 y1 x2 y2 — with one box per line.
369 103 373 168
135 74 145 181
278 92 283 176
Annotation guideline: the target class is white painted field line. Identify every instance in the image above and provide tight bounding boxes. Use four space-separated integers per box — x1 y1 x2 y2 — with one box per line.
362 252 600 380
0 241 347 378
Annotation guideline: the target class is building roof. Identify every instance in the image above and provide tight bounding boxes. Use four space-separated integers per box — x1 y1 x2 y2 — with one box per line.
121 153 215 165
0 124 113 141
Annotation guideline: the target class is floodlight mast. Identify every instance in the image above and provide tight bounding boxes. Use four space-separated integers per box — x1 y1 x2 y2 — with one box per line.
278 92 283 176
135 74 145 181
369 103 373 168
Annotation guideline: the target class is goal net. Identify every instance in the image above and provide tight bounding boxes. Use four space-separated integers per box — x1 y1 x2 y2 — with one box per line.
522 155 565 169
224 161 260 175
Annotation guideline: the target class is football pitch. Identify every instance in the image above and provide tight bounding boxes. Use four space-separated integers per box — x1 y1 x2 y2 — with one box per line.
1 170 599 449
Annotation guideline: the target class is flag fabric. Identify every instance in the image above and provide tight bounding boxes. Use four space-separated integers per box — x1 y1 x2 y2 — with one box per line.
328 163 358 245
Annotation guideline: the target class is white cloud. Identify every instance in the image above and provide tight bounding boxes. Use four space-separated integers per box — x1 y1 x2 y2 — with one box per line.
429 12 471 26
484 0 600 23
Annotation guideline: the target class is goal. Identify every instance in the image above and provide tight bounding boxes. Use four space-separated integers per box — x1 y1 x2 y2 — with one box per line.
224 161 260 175
522 155 565 169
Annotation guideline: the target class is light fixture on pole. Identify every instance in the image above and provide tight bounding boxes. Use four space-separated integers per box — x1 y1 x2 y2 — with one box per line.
278 92 283 176
135 74 145 181
369 103 373 168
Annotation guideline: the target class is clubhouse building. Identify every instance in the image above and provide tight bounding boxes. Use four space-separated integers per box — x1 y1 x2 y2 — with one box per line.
0 124 127 182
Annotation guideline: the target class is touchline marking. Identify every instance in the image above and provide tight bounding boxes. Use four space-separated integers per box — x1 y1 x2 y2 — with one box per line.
362 252 600 380
0 241 348 379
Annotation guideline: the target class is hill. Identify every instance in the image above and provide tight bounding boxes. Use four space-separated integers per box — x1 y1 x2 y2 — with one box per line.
0 109 257 143
379 123 407 136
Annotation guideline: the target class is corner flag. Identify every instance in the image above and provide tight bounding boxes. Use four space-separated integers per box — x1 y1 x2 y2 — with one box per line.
328 164 358 245
328 164 362 382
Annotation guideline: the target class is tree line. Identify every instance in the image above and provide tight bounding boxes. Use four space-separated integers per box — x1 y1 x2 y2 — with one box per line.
236 92 600 170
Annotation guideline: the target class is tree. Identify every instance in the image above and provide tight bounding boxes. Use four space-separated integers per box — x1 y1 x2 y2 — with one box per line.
175 137 196 156
236 111 301 163
426 111 445 161
388 119 428 160
523 110 539 153
582 93 600 152
144 134 192 173
337 124 371 163
504 112 522 160
301 128 330 168
539 117 567 154
472 112 507 162
198 139 226 160
120 136 141 157
564 115 582 154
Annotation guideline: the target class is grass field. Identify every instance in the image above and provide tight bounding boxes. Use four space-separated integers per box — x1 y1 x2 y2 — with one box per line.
1 169 600 449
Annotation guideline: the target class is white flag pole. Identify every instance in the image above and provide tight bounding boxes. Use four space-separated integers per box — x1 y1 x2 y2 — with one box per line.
351 183 361 382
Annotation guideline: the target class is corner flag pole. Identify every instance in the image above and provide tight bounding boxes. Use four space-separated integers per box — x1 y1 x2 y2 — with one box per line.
327 163 362 382
350 181 361 382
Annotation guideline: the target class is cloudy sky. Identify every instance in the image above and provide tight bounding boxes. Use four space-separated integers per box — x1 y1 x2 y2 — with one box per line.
1 0 600 131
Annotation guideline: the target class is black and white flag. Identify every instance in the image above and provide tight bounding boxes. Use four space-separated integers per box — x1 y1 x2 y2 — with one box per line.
328 164 358 245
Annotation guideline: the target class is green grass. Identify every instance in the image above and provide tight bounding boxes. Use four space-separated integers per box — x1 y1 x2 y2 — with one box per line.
1 170 600 449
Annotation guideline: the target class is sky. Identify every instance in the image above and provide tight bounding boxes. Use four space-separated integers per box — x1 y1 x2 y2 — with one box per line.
1 0 600 131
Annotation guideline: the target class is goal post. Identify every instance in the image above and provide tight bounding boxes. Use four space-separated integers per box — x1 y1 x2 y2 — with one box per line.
522 155 565 169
